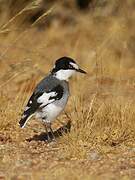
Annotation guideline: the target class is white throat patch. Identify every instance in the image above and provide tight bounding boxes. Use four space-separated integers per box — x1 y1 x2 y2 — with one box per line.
54 69 76 81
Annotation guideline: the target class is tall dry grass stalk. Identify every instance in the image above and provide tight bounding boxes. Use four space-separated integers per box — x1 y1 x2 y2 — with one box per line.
59 96 135 159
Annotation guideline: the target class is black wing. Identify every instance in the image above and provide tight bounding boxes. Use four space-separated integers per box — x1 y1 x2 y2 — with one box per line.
48 85 64 101
19 84 64 128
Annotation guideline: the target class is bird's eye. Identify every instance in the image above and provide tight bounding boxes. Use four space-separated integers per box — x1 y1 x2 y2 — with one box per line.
69 64 73 69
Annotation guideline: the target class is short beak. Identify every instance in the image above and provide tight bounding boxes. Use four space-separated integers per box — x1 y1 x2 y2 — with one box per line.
76 68 87 74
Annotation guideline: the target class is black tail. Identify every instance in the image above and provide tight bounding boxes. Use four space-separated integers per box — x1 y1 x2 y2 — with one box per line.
19 107 33 128
19 91 40 128
19 114 30 128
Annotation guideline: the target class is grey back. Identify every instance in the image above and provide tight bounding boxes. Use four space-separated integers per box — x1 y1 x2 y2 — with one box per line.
34 74 69 94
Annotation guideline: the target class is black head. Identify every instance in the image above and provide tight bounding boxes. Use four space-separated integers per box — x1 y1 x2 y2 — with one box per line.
51 56 86 74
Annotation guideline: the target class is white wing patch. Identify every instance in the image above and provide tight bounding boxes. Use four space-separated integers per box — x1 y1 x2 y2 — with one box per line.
37 91 57 107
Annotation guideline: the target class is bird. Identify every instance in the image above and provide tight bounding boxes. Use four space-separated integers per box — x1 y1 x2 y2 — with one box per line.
19 56 86 140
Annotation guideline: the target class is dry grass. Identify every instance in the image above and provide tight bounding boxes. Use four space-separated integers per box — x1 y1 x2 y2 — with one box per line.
0 0 135 179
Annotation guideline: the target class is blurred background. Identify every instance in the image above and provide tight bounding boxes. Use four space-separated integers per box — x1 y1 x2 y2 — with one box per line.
0 0 135 81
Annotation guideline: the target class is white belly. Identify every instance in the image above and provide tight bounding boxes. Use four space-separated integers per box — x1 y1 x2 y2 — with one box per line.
35 103 64 123
35 83 69 123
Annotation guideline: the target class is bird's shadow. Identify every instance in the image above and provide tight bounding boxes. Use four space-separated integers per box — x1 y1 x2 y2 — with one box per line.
26 120 71 142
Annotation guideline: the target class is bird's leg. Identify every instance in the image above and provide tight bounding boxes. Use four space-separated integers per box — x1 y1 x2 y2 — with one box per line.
43 123 51 142
47 123 56 141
